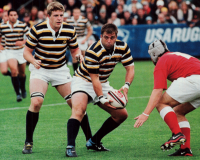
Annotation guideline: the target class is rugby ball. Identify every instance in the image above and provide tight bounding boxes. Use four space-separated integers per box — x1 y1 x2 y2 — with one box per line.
107 89 127 108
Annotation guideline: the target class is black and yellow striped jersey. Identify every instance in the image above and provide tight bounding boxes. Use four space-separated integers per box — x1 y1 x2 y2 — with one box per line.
66 16 91 38
0 22 6 47
75 39 134 83
26 19 78 69
0 20 29 50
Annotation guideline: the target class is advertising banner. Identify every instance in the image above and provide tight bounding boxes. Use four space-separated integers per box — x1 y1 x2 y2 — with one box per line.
93 24 200 59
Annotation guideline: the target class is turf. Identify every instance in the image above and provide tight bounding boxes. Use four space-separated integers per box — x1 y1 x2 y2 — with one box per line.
0 61 199 160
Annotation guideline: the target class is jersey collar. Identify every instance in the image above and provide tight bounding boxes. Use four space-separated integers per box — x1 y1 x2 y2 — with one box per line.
100 38 116 58
47 18 63 41
7 20 19 31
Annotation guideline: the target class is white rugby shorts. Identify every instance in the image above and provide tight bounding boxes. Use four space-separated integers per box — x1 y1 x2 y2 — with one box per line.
77 37 88 51
6 48 26 64
166 75 200 108
0 50 7 63
71 76 114 104
29 64 72 87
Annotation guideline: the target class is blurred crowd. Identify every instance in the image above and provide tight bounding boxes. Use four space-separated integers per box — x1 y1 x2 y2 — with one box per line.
0 0 200 28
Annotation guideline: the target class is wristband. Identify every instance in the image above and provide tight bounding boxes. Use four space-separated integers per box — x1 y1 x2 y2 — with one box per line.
142 112 149 117
122 82 130 90
98 95 109 104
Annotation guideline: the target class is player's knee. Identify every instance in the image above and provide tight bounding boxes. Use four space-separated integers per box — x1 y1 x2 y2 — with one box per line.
113 110 128 123
10 68 18 76
72 107 86 119
30 92 44 112
30 98 43 111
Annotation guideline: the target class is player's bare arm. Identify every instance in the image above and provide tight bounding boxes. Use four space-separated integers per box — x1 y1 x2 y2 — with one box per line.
0 37 3 50
134 88 163 128
15 40 27 46
89 73 116 109
81 26 93 44
23 46 41 69
70 48 83 63
119 65 134 102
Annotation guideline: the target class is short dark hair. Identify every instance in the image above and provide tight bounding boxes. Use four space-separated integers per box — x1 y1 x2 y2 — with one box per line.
8 9 17 16
101 23 118 36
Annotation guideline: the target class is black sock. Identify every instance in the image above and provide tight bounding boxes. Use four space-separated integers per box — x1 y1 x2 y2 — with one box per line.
81 113 92 141
3 70 11 76
19 75 26 93
91 117 120 144
72 62 79 71
67 119 81 146
11 76 20 95
25 110 39 143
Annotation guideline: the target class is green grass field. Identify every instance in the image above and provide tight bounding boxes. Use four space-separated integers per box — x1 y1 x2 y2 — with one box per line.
0 61 199 160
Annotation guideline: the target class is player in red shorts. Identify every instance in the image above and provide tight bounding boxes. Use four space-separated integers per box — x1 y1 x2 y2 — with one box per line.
134 39 200 156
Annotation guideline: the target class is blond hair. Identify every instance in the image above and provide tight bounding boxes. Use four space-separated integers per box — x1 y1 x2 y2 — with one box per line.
47 2 65 16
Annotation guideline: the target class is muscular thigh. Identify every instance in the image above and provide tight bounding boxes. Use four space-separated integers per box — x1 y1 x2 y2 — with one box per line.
56 82 71 98
8 58 18 70
156 91 181 112
29 79 48 95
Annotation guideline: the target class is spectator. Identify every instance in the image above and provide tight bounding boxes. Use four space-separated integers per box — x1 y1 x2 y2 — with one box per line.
86 2 94 17
63 12 69 22
168 1 178 20
157 12 169 24
0 8 3 22
161 7 177 24
146 15 152 24
23 12 33 28
64 0 82 16
18 5 26 22
124 10 132 25
116 0 128 14
98 8 107 25
130 4 137 19
120 18 126 25
87 12 95 25
155 0 165 16
92 0 105 18
35 11 46 24
107 17 113 23
142 0 151 16
177 1 193 24
117 5 124 19
105 0 116 18
80 0 88 17
30 6 38 24
111 12 121 26
137 7 147 24
128 0 143 12
131 15 138 25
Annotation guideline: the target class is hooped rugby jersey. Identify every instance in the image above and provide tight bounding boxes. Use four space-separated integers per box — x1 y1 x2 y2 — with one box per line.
0 20 29 50
0 22 6 48
75 39 134 83
26 18 78 69
66 16 91 38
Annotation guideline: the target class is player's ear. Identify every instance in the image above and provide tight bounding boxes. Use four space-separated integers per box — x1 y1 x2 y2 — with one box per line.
100 35 102 39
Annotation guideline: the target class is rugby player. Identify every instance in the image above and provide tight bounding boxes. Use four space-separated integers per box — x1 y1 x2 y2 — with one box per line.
0 9 29 102
0 11 11 77
134 39 200 156
66 7 93 71
66 23 135 157
22 2 92 154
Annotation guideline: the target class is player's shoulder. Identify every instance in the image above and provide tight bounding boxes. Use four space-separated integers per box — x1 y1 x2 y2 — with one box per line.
86 40 102 56
116 39 126 47
33 20 48 30
62 22 75 30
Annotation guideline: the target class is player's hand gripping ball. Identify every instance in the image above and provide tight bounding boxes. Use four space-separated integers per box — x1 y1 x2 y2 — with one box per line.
107 89 127 108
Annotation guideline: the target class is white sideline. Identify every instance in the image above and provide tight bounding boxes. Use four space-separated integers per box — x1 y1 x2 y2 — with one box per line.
0 96 150 111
